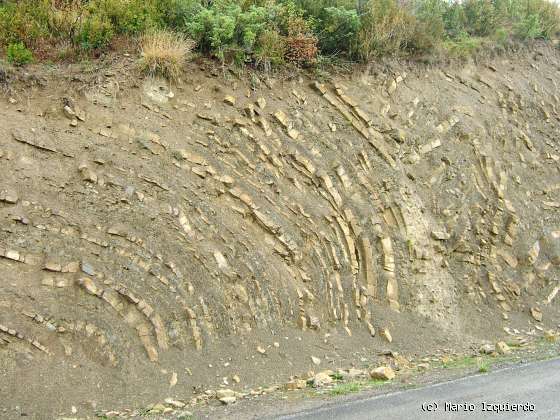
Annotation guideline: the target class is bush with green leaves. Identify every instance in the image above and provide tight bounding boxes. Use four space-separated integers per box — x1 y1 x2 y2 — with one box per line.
318 7 360 55
515 0 560 39
7 42 33 65
462 0 500 37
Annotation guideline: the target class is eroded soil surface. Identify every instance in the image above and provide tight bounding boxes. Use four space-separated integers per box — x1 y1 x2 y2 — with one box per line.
2 44 560 418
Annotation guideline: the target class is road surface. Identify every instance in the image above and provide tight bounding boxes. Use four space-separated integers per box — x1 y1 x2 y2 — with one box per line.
274 358 560 419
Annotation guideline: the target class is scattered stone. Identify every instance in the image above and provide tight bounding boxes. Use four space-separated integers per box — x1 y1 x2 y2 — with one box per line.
63 105 76 120
169 371 178 387
311 356 321 365
256 97 266 109
387 79 397 94
531 307 543 322
77 277 99 296
5 250 21 262
78 164 97 183
232 375 240 383
496 341 511 355
0 190 18 204
479 343 496 354
81 262 95 276
224 95 236 106
41 277 55 287
44 261 62 272
339 368 366 380
388 128 406 143
150 403 167 414
284 379 307 390
312 371 333 387
527 241 540 265
257 345 266 354
274 110 289 128
381 328 393 343
287 128 300 140
544 330 559 342
164 398 185 408
217 389 236 405
432 230 451 240
370 366 395 381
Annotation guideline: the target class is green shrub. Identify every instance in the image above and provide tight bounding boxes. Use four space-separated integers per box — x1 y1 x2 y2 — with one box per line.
254 29 286 70
516 14 545 39
443 2 467 38
443 32 482 57
356 0 416 60
319 6 360 55
462 0 499 37
413 0 446 50
517 0 560 39
76 15 115 50
186 5 239 61
0 0 51 46
7 42 33 65
163 0 203 28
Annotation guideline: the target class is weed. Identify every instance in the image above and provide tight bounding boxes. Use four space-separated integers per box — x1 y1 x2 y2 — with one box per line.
477 361 490 373
441 355 478 369
330 372 344 381
6 42 33 65
329 382 361 395
139 29 194 80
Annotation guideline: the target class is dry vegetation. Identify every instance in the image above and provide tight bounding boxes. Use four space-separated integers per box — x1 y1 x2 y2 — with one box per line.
139 30 194 80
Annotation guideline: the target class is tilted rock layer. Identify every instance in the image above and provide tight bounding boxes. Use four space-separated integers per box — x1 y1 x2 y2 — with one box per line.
1 46 560 415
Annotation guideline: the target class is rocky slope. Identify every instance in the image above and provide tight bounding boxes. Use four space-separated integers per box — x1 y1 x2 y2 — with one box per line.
1 45 560 417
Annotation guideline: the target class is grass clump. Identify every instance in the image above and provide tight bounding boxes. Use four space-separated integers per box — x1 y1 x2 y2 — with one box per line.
477 358 490 373
6 41 33 65
329 382 361 396
139 30 194 80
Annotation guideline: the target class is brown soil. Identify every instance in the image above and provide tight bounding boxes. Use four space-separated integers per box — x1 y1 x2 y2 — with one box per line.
1 43 560 419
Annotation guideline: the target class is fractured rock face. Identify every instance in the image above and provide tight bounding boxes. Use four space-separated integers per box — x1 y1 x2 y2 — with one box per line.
3 51 560 416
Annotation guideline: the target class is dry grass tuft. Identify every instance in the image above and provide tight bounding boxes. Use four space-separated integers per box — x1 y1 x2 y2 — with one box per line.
139 30 194 81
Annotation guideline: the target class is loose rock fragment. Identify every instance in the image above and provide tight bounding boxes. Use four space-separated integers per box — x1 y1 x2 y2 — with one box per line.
224 95 236 106
284 379 307 390
381 328 393 343
78 164 98 183
479 343 496 354
496 341 511 354
0 190 18 204
530 307 543 322
370 366 395 381
312 371 333 387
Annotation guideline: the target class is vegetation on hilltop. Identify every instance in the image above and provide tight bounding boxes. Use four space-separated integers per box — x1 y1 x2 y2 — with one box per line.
0 0 559 71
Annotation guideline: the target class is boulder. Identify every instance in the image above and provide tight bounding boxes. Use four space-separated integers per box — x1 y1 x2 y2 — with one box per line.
312 371 333 387
479 343 496 354
496 341 511 355
370 366 395 381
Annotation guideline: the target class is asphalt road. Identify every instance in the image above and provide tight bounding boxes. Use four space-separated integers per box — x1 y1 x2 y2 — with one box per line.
274 358 560 420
